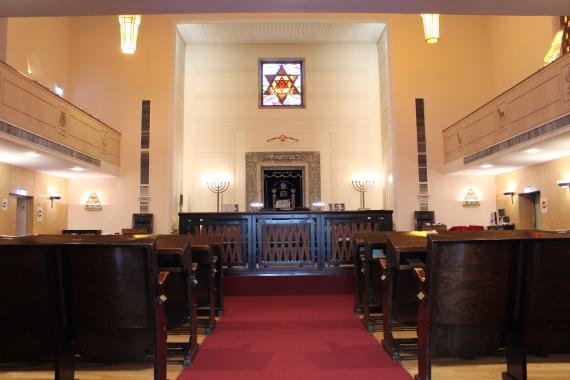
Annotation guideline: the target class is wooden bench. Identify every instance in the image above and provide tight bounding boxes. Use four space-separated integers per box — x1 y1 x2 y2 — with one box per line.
0 235 168 380
503 231 570 380
210 234 225 316
415 230 531 380
189 234 217 335
155 234 199 365
360 231 388 331
383 231 428 360
352 231 367 314
0 237 65 376
57 235 166 379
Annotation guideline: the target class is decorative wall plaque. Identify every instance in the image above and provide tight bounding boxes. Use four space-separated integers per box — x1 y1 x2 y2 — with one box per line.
85 192 102 211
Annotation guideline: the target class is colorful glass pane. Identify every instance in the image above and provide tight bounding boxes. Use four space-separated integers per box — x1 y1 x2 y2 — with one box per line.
261 61 303 107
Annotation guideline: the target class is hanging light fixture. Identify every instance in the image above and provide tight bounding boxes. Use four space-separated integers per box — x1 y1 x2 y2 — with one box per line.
420 14 440 44
118 15 142 54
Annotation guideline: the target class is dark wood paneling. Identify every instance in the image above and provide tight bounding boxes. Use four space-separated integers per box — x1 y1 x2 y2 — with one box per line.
179 210 393 275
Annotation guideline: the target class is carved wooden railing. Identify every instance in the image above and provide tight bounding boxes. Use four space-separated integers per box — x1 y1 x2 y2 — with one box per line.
324 213 391 267
179 210 393 274
180 214 249 269
257 217 317 267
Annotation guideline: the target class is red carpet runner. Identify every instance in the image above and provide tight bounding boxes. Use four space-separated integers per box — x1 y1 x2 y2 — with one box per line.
177 295 411 380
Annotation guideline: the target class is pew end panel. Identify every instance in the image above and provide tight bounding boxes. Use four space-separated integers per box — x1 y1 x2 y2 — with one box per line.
59 239 167 380
0 242 60 363
416 235 523 380
155 234 199 365
522 238 570 356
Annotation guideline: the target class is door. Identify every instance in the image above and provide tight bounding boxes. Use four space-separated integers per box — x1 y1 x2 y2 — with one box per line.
15 197 31 235
518 191 541 230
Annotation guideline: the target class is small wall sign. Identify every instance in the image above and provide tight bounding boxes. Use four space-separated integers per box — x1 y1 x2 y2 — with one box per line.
1 199 7 211
37 206 44 222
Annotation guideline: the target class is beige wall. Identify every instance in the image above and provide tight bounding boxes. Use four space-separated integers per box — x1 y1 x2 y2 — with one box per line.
388 14 497 229
183 42 383 212
496 156 570 231
386 14 555 229
488 16 559 95
0 18 7 62
0 162 68 235
6 17 72 98
65 15 175 233
4 15 177 233
1 14 557 233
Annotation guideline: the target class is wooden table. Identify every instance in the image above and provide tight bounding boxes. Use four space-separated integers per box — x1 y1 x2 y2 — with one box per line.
382 231 428 360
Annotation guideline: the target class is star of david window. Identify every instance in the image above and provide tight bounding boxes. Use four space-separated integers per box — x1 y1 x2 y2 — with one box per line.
260 59 305 107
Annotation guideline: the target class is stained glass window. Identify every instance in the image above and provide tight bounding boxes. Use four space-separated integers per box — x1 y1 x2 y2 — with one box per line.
260 60 304 107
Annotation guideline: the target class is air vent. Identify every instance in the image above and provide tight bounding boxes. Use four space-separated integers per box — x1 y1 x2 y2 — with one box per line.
0 119 101 167
464 113 570 165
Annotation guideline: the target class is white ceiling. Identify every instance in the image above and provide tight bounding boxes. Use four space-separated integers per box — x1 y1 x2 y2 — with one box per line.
0 138 115 179
0 0 568 17
177 22 386 44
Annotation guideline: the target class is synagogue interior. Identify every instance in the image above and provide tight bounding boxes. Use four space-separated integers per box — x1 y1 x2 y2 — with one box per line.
1 1 570 379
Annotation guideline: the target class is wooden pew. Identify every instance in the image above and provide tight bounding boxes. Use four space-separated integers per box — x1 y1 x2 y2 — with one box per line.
382 231 428 360
189 234 217 335
53 235 167 380
0 236 69 378
503 231 570 380
121 228 149 236
352 231 367 314
360 231 388 331
210 234 225 316
154 234 199 365
415 230 529 380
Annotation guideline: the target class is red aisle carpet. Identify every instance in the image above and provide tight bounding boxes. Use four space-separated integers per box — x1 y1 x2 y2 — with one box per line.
177 294 411 380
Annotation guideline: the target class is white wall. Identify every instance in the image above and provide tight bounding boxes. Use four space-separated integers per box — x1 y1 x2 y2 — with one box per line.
182 42 383 212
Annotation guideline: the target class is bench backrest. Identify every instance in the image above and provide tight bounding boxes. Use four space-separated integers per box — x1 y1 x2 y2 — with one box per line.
0 238 59 361
60 237 159 362
523 235 570 355
427 235 521 358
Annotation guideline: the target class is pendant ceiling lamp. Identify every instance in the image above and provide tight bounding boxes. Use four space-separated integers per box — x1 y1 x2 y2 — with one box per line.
420 14 440 44
118 15 142 54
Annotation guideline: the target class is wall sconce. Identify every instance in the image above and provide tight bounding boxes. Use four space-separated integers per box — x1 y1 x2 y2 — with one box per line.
352 178 375 210
49 194 61 208
502 190 515 204
250 202 263 211
557 179 570 188
420 14 440 44
118 15 142 54
207 180 230 212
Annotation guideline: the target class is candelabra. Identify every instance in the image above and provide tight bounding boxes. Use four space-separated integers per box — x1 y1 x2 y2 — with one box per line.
352 180 374 210
207 180 230 212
